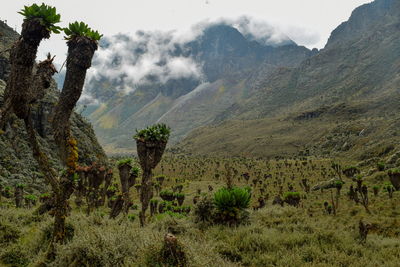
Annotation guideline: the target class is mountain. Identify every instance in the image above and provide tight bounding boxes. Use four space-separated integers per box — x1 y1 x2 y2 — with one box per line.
83 22 313 153
0 20 107 192
176 0 400 161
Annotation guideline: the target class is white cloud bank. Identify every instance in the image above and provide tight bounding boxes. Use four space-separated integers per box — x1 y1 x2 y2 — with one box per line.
83 16 319 103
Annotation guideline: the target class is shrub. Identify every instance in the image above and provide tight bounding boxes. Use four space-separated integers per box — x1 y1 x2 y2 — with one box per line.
160 190 175 201
133 123 171 142
24 194 37 201
3 186 12 198
127 214 136 222
0 245 29 267
283 192 301 207
377 162 385 171
155 175 166 184
342 166 360 178
0 223 20 244
39 192 50 203
145 234 187 267
213 187 251 225
42 222 75 245
372 185 380 196
334 181 344 189
193 194 215 224
16 183 25 189
163 211 186 219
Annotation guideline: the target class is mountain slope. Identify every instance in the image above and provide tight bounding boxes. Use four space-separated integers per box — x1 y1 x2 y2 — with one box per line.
177 0 400 160
84 23 312 153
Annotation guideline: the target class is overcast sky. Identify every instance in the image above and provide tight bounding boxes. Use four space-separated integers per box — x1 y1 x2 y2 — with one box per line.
1 0 372 64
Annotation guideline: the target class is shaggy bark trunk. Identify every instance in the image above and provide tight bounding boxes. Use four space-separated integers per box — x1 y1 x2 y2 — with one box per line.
139 169 153 226
99 171 112 206
14 186 23 208
118 164 132 213
136 140 167 226
1 18 97 248
0 18 50 129
52 37 97 163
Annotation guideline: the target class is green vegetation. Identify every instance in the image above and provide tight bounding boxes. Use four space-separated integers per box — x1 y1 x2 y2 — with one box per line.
160 190 175 201
24 195 37 201
387 168 400 175
283 191 301 207
63 21 103 41
133 123 171 142
377 162 385 171
15 183 25 189
18 3 62 33
2 0 400 265
116 158 132 167
1 155 400 266
131 166 140 177
213 187 251 225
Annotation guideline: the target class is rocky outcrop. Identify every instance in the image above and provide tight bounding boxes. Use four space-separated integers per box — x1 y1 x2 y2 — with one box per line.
0 21 107 192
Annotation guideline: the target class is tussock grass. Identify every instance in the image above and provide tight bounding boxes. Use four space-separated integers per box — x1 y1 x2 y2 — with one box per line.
0 203 399 266
1 156 400 266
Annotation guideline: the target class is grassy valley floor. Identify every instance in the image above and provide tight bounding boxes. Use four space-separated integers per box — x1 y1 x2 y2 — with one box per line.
1 156 399 266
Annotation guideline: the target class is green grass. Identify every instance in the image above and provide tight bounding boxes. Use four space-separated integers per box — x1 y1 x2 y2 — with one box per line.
1 156 400 266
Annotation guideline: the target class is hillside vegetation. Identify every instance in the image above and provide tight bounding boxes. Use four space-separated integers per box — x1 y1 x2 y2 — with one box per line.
1 1 400 266
1 156 400 266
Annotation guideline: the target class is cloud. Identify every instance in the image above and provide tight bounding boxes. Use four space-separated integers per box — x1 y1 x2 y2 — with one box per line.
84 31 204 99
200 16 321 48
280 25 321 47
229 16 295 46
82 16 320 104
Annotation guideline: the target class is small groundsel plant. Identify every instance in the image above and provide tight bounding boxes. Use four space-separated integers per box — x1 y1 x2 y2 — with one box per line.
134 123 171 142
131 166 140 177
63 21 103 41
160 190 175 201
194 194 215 224
213 186 251 225
283 191 301 207
116 158 132 167
18 3 62 33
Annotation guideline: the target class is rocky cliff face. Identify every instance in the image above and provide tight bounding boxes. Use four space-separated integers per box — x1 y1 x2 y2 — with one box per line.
0 21 106 192
176 0 400 160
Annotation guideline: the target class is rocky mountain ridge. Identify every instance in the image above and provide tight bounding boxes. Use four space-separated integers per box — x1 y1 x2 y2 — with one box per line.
176 0 400 161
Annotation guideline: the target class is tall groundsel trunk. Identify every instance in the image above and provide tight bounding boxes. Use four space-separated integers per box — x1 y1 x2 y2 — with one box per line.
50 36 97 243
0 18 50 128
52 37 97 163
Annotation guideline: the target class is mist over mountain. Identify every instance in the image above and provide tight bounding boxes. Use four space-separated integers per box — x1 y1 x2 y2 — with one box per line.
79 0 400 159
177 0 400 159
82 17 297 103
81 17 312 153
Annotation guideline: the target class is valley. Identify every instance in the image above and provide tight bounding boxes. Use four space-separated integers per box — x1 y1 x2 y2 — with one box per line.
0 0 399 266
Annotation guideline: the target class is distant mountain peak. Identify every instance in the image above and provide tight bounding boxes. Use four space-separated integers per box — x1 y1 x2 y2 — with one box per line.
200 21 296 48
326 0 399 48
